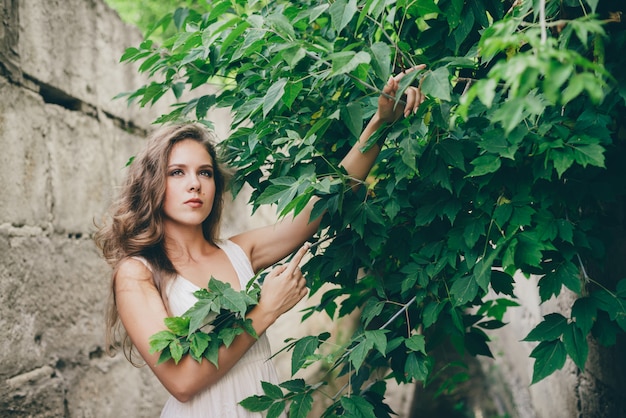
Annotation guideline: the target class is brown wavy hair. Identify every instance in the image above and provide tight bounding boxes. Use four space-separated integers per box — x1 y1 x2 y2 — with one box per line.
94 123 228 360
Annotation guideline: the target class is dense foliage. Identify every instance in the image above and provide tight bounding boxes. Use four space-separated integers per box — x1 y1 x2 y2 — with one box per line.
118 0 626 415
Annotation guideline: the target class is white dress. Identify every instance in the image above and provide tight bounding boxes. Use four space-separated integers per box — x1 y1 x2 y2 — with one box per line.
139 240 286 417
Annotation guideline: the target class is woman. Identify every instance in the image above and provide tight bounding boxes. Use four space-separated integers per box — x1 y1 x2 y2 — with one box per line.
95 67 425 417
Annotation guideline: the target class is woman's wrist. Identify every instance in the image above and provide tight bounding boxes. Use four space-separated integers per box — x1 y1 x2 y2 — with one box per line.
367 112 387 133
247 302 277 335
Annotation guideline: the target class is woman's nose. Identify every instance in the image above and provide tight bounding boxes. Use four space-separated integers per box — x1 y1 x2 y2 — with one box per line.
188 175 201 192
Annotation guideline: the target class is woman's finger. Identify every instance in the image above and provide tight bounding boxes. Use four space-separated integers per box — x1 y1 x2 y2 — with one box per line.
393 64 426 82
381 76 397 99
403 87 417 117
284 243 310 276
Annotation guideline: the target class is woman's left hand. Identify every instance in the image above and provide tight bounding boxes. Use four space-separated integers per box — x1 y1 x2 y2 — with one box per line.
377 65 426 124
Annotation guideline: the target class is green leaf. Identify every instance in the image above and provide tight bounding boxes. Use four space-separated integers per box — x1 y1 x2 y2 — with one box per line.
463 220 484 249
329 0 358 33
263 78 287 118
571 297 597 335
364 329 388 356
415 0 442 16
563 323 588 371
261 381 284 400
256 178 298 208
340 395 376 418
514 233 544 268
404 352 431 381
239 395 274 412
196 95 216 120
529 340 567 384
267 401 287 418
204 334 220 367
591 289 621 320
156 348 172 365
172 7 189 30
219 326 244 347
467 154 501 177
617 279 626 298
342 102 364 139
551 147 575 178
279 378 306 393
361 298 385 328
437 139 466 170
120 47 147 63
282 81 303 109
420 67 451 101
423 300 446 328
185 298 219 333
266 12 295 39
330 51 371 76
451 275 479 305
490 270 515 296
189 332 211 361
546 260 582 299
289 392 313 418
291 336 319 375
405 334 426 354
350 337 374 371
164 316 191 336
241 318 259 339
523 313 568 342
148 330 176 353
477 319 506 330
370 42 391 81
570 141 606 168
169 339 185 364
465 327 493 357
207 279 251 317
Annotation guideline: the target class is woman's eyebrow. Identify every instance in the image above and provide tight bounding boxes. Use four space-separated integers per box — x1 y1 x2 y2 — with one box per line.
167 163 214 169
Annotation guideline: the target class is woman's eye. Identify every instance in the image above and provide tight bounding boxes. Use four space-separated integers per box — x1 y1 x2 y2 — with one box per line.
169 169 184 176
200 170 214 178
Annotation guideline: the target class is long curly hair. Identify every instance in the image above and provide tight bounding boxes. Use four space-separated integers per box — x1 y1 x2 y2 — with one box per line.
94 123 228 359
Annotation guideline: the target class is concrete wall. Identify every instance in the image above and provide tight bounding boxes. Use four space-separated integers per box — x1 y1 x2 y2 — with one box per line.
0 0 171 416
0 0 264 416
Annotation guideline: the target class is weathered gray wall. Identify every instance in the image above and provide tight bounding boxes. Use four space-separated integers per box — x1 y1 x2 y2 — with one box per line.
0 0 173 416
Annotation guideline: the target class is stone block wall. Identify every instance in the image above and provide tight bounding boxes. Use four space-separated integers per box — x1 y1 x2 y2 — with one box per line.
0 0 173 416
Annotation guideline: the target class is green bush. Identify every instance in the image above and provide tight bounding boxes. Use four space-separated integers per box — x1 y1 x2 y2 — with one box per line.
117 0 626 416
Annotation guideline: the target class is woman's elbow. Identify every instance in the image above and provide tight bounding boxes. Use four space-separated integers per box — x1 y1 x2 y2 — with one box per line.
167 382 203 403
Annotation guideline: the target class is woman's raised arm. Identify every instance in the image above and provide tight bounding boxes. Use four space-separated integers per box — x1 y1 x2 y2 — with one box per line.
234 66 426 272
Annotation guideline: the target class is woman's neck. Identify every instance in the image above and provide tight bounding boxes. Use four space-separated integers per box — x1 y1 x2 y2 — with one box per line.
163 223 215 263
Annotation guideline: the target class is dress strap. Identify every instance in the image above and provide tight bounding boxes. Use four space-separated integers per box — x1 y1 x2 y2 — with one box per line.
217 240 255 288
129 255 152 271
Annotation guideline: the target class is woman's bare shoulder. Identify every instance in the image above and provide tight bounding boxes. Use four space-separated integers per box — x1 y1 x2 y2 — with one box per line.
115 257 154 287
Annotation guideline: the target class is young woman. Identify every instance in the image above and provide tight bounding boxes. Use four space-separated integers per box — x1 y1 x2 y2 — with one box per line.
95 67 425 417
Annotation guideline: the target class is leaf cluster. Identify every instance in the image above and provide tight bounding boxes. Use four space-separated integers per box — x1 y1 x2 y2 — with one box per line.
120 0 626 415
148 277 260 366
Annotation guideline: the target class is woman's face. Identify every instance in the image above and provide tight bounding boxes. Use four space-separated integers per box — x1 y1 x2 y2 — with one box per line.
162 139 216 230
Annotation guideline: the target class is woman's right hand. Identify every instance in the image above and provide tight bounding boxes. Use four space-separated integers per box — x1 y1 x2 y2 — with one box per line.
256 243 310 321
377 65 426 124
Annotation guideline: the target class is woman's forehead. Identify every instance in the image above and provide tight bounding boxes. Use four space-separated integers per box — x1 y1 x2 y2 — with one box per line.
168 139 213 165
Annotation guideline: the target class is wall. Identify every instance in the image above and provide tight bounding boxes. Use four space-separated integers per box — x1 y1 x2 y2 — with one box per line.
0 0 171 416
